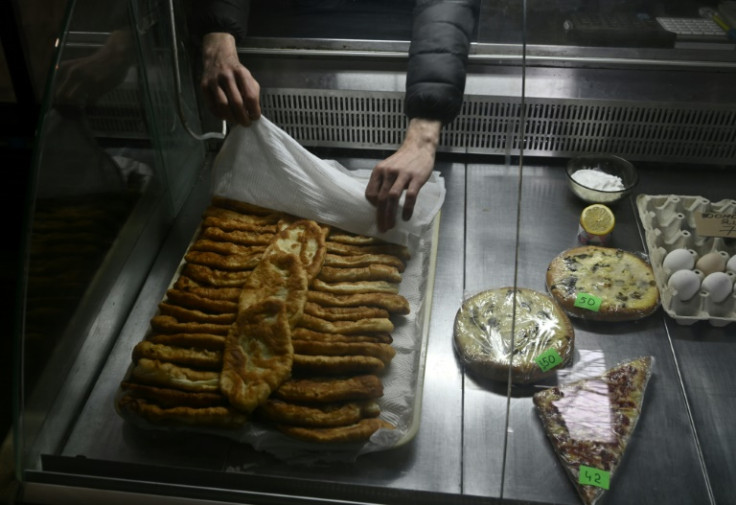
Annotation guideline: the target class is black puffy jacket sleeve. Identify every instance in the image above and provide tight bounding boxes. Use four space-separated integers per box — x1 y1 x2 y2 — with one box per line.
190 0 252 44
405 0 480 124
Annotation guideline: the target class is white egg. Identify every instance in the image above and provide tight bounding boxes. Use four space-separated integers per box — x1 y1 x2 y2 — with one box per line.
695 251 727 276
727 254 736 274
701 272 734 304
667 269 702 301
663 248 697 273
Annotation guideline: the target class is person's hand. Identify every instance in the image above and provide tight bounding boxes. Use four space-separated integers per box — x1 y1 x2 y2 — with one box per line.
200 32 261 126
365 118 442 232
55 29 134 108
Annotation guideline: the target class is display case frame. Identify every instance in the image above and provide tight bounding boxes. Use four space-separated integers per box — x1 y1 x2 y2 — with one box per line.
12 0 736 504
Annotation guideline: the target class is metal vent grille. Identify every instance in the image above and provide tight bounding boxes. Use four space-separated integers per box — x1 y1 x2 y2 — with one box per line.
262 88 736 164
262 91 407 147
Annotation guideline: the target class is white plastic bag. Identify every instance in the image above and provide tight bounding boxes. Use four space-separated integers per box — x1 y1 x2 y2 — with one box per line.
211 117 446 246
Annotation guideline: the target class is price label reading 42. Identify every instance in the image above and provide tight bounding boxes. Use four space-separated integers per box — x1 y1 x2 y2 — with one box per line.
578 465 610 490
535 348 563 372
574 292 602 312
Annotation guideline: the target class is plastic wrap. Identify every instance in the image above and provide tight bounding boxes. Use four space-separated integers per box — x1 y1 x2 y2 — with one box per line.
545 246 660 322
636 194 736 327
453 287 575 384
533 356 654 505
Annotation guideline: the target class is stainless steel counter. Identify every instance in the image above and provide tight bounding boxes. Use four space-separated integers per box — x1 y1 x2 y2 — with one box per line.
24 156 736 505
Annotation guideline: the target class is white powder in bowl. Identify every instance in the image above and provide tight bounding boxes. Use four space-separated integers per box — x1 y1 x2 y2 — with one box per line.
571 168 626 191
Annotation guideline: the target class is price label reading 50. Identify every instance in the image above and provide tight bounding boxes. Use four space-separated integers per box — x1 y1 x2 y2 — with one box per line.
574 292 602 312
535 348 563 372
578 465 610 490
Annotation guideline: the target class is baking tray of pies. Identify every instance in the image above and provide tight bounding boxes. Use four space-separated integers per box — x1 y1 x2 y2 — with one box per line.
114 197 438 461
636 194 736 327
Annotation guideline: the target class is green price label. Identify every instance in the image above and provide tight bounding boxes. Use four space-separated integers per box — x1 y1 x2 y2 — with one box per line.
536 348 563 372
574 292 602 312
578 465 610 490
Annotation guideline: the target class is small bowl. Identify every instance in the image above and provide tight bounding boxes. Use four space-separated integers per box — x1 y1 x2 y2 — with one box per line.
566 154 638 204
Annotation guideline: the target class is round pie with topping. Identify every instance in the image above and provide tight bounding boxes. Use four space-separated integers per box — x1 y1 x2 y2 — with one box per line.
546 246 660 322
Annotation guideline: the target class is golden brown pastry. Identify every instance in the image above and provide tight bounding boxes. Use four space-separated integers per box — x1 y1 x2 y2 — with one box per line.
263 219 328 281
303 302 390 322
202 214 279 233
292 327 393 344
293 354 386 375
173 276 242 301
118 395 248 429
184 251 262 271
201 226 274 246
275 418 394 443
132 341 222 370
317 264 402 283
189 238 267 257
274 375 384 403
323 252 405 272
157 302 236 325
146 333 226 350
306 290 410 315
257 398 380 427
164 289 238 314
292 340 396 365
149 315 232 335
310 279 400 295
238 252 309 327
118 198 410 441
220 299 295 413
326 241 411 261
326 232 389 246
298 313 394 335
181 264 252 288
130 358 221 392
120 381 227 408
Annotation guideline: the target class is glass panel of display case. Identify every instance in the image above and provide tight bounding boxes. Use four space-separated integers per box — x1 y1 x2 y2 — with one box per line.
479 0 736 54
495 2 736 505
247 0 415 40
15 0 206 478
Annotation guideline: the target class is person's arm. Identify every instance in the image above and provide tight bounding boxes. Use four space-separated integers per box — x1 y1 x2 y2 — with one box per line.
404 0 480 122
364 118 441 232
55 29 135 108
365 0 480 232
191 0 261 126
200 32 261 125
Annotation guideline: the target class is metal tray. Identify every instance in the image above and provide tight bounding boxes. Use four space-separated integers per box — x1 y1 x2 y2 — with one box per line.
115 210 439 461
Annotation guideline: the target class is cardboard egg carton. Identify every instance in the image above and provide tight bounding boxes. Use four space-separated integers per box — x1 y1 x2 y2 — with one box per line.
636 194 736 327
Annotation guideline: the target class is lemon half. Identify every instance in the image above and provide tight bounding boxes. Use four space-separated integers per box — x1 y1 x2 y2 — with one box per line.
580 204 615 235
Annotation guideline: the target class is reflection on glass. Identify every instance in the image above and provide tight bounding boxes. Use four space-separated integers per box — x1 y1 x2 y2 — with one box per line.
248 0 415 40
23 0 151 397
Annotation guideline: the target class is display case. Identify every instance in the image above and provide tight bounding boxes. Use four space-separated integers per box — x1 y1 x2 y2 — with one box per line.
12 0 736 504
